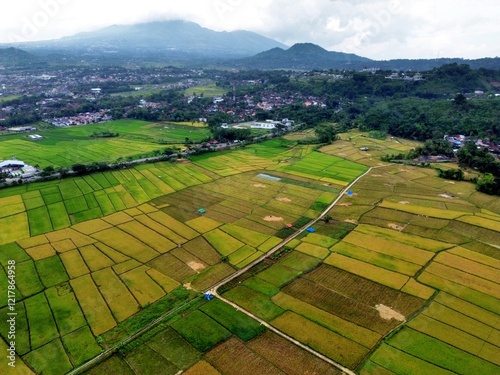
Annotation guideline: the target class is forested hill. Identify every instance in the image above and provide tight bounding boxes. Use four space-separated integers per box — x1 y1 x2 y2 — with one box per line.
250 63 500 142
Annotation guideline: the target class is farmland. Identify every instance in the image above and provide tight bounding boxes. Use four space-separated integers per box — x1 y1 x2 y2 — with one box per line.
0 131 499 375
0 119 210 168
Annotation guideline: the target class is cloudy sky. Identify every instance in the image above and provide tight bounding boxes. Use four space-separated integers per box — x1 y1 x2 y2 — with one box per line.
1 0 499 59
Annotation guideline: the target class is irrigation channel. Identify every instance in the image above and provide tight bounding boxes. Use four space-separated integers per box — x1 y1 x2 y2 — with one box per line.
69 167 375 375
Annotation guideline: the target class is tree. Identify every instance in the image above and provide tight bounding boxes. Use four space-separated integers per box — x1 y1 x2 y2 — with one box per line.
314 123 337 144
476 173 500 195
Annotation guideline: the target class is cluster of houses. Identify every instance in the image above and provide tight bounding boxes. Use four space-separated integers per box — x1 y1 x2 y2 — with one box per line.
44 111 112 127
445 135 500 155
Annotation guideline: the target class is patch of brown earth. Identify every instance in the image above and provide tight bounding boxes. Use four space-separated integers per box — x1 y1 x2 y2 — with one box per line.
188 261 205 272
388 223 404 231
276 197 292 203
338 202 352 207
375 304 405 322
184 282 193 290
344 219 358 224
399 201 410 204
264 215 283 222
372 174 382 177
253 183 267 188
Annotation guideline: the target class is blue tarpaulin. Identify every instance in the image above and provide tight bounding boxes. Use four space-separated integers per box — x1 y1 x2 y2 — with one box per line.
307 227 316 233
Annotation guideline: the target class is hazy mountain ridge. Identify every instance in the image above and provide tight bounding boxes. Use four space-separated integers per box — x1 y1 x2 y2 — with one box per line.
9 20 288 58
1 20 499 70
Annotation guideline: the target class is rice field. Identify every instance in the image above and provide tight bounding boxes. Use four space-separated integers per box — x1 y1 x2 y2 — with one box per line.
2 131 499 375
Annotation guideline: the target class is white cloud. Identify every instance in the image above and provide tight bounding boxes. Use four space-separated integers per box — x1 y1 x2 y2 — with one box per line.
0 0 498 59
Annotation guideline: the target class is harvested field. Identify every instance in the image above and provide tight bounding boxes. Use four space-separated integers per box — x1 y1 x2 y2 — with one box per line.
206 337 285 375
272 292 381 347
305 265 426 316
148 253 197 281
248 331 343 375
184 361 220 375
182 237 221 265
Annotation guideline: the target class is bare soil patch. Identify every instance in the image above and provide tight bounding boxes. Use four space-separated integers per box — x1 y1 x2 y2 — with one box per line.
338 202 352 207
188 261 206 272
264 215 283 222
399 201 410 204
253 183 267 188
375 304 405 322
388 223 404 231
276 197 292 203
344 219 358 224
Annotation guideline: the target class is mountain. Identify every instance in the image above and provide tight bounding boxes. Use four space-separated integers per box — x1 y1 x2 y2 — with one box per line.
235 43 372 70
10 20 288 59
233 43 500 71
0 47 39 66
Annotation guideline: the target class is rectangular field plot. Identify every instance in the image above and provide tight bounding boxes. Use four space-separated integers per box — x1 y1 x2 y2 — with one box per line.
171 310 231 352
304 265 425 316
367 343 455 375
386 328 499 374
186 263 235 291
423 261 500 299
272 292 381 348
118 221 176 253
148 211 199 239
247 331 343 375
35 256 68 287
204 229 244 256
200 299 265 342
282 278 401 335
342 231 434 265
271 311 369 368
324 253 409 290
148 253 197 282
71 274 116 336
120 266 166 307
25 293 59 350
355 224 452 252
223 285 284 321
220 224 270 248
45 286 87 336
62 326 102 367
205 337 285 375
91 227 160 263
330 242 422 276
